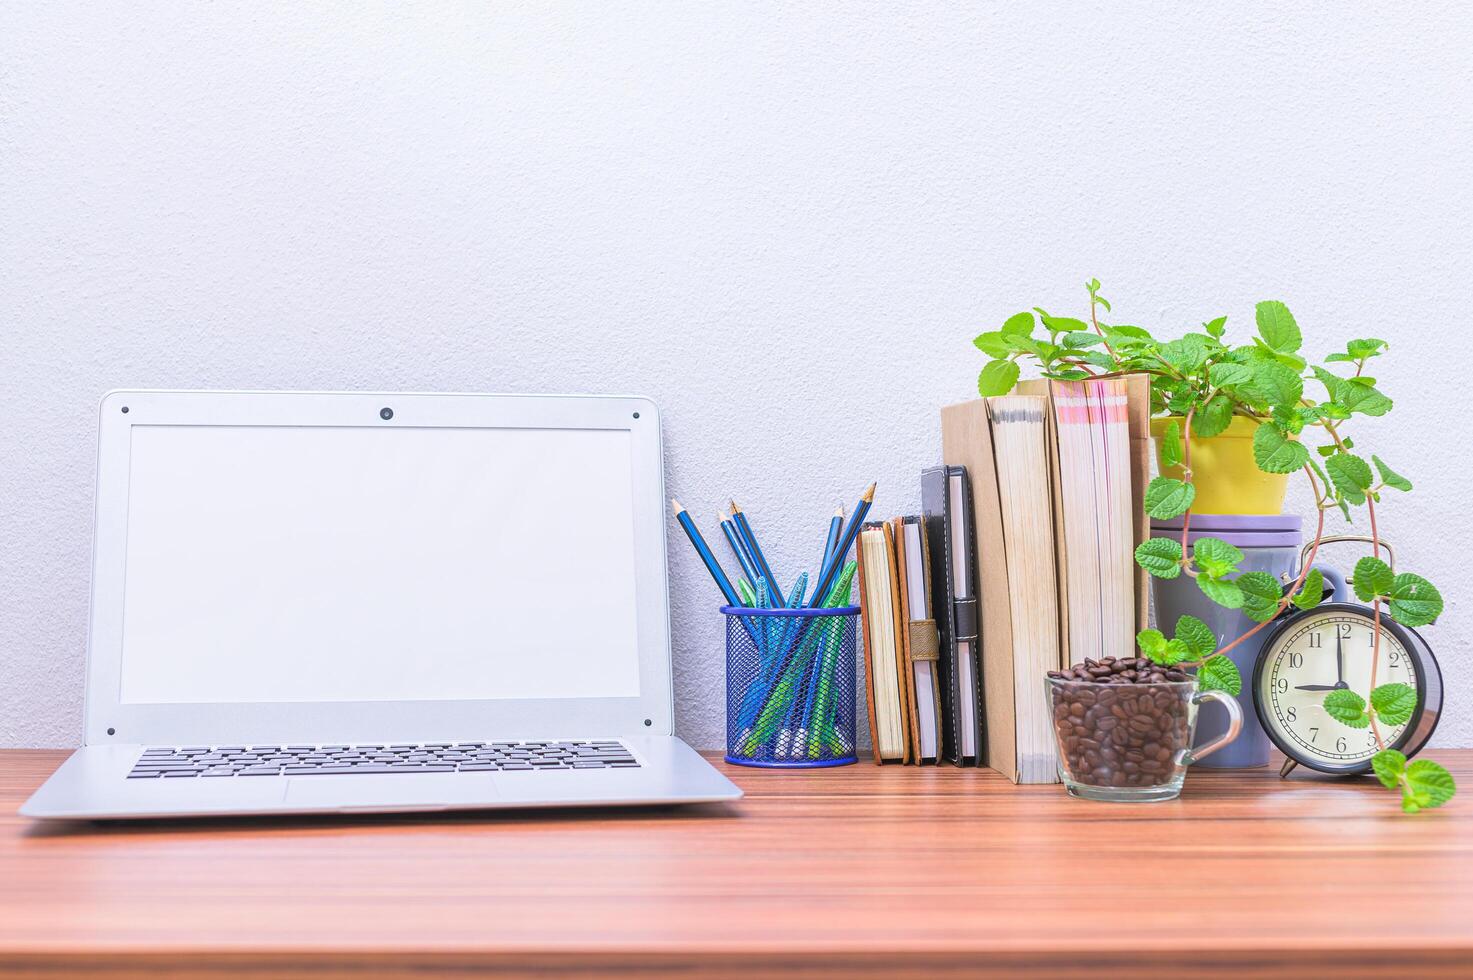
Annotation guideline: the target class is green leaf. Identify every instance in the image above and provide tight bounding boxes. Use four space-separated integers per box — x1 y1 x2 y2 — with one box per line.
1255 300 1302 354
1311 365 1342 401
1061 331 1106 349
1353 557 1395 602
1345 337 1387 359
1144 477 1196 519
1371 683 1418 727
1292 568 1325 611
1207 362 1252 388
978 359 1020 397
1160 420 1183 468
1237 571 1284 623
1196 655 1241 695
1403 760 1456 812
1371 749 1406 789
1323 689 1371 728
973 331 1015 358
1253 424 1309 474
1136 628 1168 661
1135 538 1184 579
1197 576 1244 609
1192 537 1244 578
1002 311 1035 337
1388 573 1443 627
1272 403 1306 435
1094 295 1112 312
1075 350 1117 369
1105 324 1154 340
1148 637 1191 666
1191 394 1235 438
1325 452 1373 504
1175 614 1217 660
1203 315 1227 339
1337 378 1393 417
1372 455 1412 492
1160 335 1209 375
1137 539 1184 577
1327 338 1387 364
1247 360 1304 408
1034 309 1088 335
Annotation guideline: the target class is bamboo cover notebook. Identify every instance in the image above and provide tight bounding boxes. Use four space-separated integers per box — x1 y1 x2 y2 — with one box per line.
856 521 911 763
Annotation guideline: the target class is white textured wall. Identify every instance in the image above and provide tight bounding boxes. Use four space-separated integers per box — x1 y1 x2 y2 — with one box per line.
3 3 1470 749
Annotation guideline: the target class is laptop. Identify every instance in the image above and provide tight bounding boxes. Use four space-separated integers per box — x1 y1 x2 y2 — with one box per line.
22 390 741 820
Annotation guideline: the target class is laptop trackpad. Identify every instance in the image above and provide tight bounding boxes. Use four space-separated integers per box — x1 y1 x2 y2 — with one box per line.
285 774 500 809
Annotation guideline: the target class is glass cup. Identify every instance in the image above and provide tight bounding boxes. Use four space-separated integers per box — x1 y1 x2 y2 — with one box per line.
1045 676 1242 802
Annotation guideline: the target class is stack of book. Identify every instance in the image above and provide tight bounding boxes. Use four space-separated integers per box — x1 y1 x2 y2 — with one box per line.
856 375 1149 777
854 518 943 764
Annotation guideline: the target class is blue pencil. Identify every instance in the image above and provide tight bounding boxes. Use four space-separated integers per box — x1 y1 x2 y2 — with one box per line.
729 500 781 604
671 499 743 608
820 505 844 576
807 482 875 607
719 512 760 587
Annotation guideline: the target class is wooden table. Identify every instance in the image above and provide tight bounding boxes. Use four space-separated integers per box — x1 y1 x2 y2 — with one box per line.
2 749 1470 977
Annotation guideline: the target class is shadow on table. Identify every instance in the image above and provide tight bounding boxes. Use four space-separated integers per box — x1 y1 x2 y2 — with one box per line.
21 799 742 839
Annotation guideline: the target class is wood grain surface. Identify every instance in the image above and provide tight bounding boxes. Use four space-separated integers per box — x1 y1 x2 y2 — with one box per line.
3 748 1471 977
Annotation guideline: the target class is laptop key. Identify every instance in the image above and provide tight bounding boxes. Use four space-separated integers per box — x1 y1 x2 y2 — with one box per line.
127 770 162 778
162 770 199 777
239 767 282 776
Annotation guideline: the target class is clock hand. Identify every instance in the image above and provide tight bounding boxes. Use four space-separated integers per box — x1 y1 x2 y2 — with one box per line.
1334 632 1348 690
1294 684 1340 691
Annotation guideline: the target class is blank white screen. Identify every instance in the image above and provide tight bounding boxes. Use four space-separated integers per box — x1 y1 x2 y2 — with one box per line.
118 424 642 704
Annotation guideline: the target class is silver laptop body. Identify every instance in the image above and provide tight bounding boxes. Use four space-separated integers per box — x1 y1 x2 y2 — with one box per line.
22 390 740 819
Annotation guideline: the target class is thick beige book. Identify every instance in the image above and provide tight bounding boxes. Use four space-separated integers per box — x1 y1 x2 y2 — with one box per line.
939 398 1018 780
987 395 1061 784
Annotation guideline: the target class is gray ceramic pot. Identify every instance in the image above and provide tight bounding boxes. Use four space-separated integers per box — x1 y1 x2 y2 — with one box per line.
1149 515 1299 768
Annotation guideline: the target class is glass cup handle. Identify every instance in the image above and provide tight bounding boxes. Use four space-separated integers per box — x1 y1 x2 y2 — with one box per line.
1181 689 1243 765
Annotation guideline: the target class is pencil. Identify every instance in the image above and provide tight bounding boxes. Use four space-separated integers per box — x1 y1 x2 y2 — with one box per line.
719 512 760 587
671 499 743 608
729 500 781 605
820 505 844 576
808 482 875 607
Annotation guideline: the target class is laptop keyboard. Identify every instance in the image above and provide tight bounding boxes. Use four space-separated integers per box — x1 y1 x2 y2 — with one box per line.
125 741 639 778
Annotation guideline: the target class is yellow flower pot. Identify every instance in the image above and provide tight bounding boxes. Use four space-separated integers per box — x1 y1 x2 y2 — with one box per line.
1150 415 1289 516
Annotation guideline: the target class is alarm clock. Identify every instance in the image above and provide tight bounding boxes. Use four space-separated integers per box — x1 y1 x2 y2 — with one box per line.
1252 537 1444 777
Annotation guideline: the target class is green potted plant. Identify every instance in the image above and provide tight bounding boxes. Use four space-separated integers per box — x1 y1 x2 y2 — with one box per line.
972 279 1454 812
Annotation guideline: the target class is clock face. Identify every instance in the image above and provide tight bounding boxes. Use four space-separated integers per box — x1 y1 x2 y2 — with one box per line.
1258 609 1422 770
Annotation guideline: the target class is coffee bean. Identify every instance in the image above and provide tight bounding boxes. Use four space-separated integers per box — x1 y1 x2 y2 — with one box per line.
1048 663 1195 790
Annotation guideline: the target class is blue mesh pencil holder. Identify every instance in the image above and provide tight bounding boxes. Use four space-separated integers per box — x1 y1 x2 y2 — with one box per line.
722 605 860 768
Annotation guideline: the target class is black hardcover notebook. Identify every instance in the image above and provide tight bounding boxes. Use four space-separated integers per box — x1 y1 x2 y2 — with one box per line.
921 465 983 766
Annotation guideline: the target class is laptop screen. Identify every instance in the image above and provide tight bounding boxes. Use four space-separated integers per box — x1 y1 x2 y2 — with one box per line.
116 423 643 705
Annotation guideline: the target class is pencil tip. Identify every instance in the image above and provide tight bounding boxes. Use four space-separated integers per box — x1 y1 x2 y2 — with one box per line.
836 505 845 518
861 482 876 502
671 498 684 514
729 499 742 514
